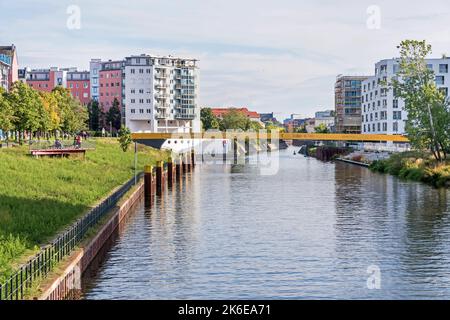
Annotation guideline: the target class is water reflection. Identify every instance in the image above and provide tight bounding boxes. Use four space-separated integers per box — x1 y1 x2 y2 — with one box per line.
82 149 450 299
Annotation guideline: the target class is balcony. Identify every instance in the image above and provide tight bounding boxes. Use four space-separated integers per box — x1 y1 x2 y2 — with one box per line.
155 112 168 119
175 113 196 120
155 103 168 109
155 74 167 80
155 93 168 99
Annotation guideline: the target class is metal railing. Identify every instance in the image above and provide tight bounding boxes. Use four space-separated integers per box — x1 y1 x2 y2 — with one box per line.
29 140 96 151
0 173 143 300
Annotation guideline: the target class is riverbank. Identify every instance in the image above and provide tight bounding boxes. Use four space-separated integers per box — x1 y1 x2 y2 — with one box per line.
369 151 450 188
0 138 169 283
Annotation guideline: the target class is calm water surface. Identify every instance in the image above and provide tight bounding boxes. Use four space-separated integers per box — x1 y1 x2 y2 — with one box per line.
82 148 450 299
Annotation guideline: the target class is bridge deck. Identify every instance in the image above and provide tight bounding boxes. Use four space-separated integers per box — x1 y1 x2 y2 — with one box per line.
131 132 409 143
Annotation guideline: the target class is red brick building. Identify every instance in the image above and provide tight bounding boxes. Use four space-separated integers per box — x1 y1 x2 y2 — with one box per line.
99 60 124 112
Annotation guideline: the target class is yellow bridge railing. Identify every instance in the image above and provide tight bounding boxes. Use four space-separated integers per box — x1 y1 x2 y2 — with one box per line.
131 132 409 143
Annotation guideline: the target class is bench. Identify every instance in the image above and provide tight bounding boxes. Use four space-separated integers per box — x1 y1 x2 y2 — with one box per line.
31 148 87 158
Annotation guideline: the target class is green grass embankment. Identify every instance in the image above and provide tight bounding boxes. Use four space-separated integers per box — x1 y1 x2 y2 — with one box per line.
0 138 169 282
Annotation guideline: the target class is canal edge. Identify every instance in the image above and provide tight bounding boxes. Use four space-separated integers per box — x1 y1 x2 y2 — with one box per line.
37 179 145 300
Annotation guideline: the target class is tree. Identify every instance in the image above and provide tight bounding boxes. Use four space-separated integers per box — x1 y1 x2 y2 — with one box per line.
314 123 329 133
87 100 101 131
0 88 15 141
52 86 88 134
200 108 219 130
219 109 249 131
39 91 60 137
106 98 122 132
118 125 132 152
294 125 307 133
392 40 450 161
8 81 43 143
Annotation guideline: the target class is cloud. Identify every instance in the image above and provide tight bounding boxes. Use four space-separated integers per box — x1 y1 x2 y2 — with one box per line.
1 0 450 119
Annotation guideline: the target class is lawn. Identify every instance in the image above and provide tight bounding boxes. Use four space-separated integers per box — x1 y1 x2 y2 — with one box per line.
0 138 169 282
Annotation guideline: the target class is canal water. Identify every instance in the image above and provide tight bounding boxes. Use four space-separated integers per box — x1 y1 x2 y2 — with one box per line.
82 148 450 299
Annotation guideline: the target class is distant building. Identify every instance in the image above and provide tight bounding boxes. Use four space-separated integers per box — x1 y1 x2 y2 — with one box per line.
24 67 91 105
314 110 335 132
259 112 279 124
283 114 308 133
98 60 124 112
0 44 18 91
26 67 67 92
89 59 101 102
334 75 368 133
362 58 450 135
67 70 91 105
305 118 316 133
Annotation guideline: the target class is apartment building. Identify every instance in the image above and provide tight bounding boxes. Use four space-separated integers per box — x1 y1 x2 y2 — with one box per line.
98 60 124 113
362 58 450 135
124 54 200 133
67 70 90 105
0 55 9 90
0 44 18 91
89 59 101 102
334 75 368 133
315 110 335 132
26 67 67 92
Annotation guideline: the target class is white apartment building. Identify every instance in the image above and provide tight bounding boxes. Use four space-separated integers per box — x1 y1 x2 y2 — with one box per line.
89 59 101 101
124 54 200 134
362 58 450 135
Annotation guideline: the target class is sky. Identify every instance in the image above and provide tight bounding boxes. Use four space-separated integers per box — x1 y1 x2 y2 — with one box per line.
1 0 450 120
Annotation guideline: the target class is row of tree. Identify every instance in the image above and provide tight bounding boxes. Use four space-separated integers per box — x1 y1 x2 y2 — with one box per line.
0 82 88 143
0 82 124 143
200 108 285 132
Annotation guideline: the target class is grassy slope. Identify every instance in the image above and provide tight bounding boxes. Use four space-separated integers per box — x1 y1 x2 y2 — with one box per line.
0 138 168 282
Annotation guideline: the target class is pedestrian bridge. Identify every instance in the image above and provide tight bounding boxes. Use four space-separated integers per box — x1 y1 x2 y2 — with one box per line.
131 132 409 142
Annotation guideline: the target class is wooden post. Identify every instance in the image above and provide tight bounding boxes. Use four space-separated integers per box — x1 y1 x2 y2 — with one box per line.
182 153 187 173
191 150 195 169
176 155 182 182
167 157 174 188
144 165 154 202
156 161 164 196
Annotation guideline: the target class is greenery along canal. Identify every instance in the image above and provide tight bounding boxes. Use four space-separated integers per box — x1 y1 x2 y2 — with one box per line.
83 148 450 299
0 139 169 283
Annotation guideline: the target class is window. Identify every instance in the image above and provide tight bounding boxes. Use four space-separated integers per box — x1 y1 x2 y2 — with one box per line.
139 69 144 74
436 76 445 85
393 111 402 120
146 99 151 103
439 87 448 97
139 89 144 93
393 122 398 132
84 82 88 88
393 99 398 108
377 123 381 131
439 64 448 73
131 69 135 74
83 93 88 98
139 99 144 103
146 109 151 113
131 99 135 103
146 69 151 73
70 83 74 88
131 89 135 93
139 109 144 114
131 109 136 114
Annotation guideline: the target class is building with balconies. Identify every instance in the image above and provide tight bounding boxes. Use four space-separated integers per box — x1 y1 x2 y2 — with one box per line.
124 54 200 134
361 58 450 135
0 44 18 91
334 75 368 134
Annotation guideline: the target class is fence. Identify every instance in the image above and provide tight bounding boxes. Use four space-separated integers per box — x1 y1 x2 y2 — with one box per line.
0 173 143 300
29 139 96 151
